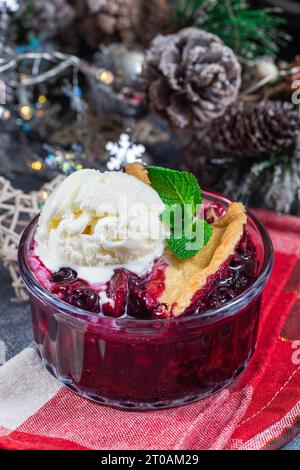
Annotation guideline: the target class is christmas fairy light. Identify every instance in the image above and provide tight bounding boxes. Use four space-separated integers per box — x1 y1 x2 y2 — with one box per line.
97 69 114 85
31 160 42 171
20 104 32 120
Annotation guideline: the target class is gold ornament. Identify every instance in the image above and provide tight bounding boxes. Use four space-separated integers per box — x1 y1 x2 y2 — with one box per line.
0 175 64 302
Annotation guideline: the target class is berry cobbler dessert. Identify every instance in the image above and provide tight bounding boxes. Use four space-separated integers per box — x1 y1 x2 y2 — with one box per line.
19 163 273 409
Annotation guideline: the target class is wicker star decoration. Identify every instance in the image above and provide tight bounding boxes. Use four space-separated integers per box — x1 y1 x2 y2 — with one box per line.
0 175 64 302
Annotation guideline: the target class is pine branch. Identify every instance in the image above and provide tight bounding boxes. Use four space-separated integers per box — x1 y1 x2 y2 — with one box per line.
172 0 290 60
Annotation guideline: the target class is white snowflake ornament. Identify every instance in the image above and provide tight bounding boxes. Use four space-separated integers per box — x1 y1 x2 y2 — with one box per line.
106 133 145 171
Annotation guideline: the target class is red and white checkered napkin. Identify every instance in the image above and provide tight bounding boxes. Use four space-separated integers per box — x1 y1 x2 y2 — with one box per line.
0 209 300 451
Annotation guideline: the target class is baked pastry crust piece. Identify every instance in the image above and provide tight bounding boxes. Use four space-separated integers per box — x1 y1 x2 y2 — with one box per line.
162 202 246 316
124 163 150 185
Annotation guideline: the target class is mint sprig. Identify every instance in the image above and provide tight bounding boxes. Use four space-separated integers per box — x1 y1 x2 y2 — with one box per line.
147 166 213 259
147 166 201 209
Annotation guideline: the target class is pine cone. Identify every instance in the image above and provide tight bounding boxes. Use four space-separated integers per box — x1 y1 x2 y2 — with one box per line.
142 28 241 133
87 0 168 44
194 101 300 159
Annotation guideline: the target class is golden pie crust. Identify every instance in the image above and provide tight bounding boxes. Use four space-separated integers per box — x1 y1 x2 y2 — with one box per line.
125 163 247 317
124 163 150 185
162 202 246 316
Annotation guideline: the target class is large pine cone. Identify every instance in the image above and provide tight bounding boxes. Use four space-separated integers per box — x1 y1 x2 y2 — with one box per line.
194 101 300 159
142 28 241 133
87 0 168 44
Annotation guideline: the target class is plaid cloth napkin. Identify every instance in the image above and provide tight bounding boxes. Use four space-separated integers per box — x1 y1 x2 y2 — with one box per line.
0 209 300 450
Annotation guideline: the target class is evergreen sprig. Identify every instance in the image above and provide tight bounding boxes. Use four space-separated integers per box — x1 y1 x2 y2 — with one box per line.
172 0 290 60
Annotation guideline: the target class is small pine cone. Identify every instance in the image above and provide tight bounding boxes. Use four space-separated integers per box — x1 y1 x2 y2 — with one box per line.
142 28 241 133
197 101 300 159
87 0 168 44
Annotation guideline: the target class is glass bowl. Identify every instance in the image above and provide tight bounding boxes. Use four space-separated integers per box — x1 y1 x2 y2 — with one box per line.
18 191 273 409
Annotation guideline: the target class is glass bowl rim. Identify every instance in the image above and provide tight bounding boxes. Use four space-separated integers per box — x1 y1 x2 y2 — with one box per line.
18 189 274 327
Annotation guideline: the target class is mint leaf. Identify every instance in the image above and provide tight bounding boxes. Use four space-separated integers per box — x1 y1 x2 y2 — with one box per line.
147 166 202 208
147 166 213 259
167 220 213 260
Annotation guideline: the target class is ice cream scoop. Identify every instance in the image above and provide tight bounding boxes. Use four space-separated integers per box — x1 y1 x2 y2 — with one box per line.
35 169 166 283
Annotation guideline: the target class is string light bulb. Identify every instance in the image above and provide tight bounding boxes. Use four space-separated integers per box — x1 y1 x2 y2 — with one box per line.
20 105 32 120
97 69 114 85
31 160 42 171
38 95 47 104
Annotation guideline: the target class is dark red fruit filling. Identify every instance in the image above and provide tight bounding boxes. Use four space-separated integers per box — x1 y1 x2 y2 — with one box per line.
50 269 99 313
51 267 77 284
126 262 168 319
186 232 257 315
35 202 258 320
48 231 257 319
66 287 100 313
103 269 128 318
98 262 168 319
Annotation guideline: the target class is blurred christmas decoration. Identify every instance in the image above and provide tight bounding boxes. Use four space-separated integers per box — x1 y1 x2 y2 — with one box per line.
17 0 76 37
220 149 300 214
172 0 290 60
0 0 299 219
255 58 279 83
86 0 169 45
30 143 89 176
106 132 146 170
283 56 300 94
187 101 300 160
142 27 241 133
0 48 109 178
0 174 64 301
240 57 279 97
95 43 145 90
88 43 147 119
0 0 20 56
184 147 300 214
0 1 19 11
184 101 300 214
239 57 300 101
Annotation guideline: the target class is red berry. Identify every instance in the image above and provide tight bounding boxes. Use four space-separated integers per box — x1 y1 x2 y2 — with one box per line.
67 287 100 313
103 269 128 318
51 267 77 284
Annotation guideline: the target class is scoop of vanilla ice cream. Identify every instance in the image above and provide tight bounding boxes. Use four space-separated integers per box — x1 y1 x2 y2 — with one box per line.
35 169 166 283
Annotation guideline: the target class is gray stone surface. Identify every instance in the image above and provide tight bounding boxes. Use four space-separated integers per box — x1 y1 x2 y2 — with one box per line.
0 263 33 362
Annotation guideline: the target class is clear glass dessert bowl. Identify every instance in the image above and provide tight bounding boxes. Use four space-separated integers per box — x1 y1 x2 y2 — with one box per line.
18 190 273 410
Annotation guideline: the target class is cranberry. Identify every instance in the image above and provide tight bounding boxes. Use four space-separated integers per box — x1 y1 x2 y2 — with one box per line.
51 267 77 284
67 287 100 313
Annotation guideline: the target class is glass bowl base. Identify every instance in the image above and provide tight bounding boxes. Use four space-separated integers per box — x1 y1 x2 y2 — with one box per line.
37 347 250 410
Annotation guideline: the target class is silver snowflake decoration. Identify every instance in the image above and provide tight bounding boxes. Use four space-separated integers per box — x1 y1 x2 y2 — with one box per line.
106 133 145 171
